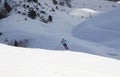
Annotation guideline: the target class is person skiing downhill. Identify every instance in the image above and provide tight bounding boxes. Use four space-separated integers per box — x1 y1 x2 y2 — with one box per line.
61 37 69 50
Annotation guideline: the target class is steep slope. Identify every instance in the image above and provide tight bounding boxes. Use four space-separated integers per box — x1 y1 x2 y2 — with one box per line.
0 44 120 77
73 7 120 52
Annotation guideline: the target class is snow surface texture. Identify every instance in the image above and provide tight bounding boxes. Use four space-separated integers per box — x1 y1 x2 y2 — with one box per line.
73 7 120 59
0 0 120 60
0 44 120 77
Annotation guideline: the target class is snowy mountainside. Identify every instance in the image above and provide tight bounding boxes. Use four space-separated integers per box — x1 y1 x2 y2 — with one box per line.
71 0 120 11
0 0 120 60
0 0 73 22
1 12 120 60
73 7 120 55
0 43 120 77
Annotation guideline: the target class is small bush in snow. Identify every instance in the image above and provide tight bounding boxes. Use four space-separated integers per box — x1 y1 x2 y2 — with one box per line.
22 12 26 15
40 10 46 14
52 0 58 5
56 6 58 9
13 39 30 47
28 9 37 19
26 5 30 8
40 16 48 23
0 32 3 36
23 4 27 9
48 15 53 22
17 11 21 14
27 0 32 2
38 3 41 6
27 0 38 3
59 1 65 6
51 8 55 12
42 7 45 9
25 18 27 20
33 0 38 3
36 7 39 10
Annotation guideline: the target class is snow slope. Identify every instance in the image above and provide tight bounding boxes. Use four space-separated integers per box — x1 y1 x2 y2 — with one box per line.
71 0 120 11
73 7 120 56
1 11 120 60
0 0 120 60
0 44 120 77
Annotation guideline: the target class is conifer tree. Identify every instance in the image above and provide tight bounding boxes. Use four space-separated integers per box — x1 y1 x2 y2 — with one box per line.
4 0 12 12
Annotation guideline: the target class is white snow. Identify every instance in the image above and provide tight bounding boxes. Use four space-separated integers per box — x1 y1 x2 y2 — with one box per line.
0 0 120 76
0 0 120 60
0 44 120 77
1 11 120 60
69 8 98 18
118 1 120 3
71 0 120 11
73 7 120 59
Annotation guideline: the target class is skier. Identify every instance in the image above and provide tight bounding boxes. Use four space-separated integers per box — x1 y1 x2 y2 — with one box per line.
61 37 69 50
